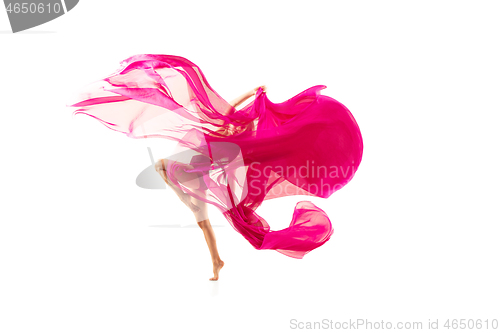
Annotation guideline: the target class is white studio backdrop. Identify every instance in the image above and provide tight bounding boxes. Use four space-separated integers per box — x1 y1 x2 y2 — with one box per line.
1 1 499 332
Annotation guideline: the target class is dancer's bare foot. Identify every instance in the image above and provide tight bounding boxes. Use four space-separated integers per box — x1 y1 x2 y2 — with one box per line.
210 260 224 281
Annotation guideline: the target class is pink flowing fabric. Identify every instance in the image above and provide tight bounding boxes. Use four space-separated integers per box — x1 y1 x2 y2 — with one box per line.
70 54 363 259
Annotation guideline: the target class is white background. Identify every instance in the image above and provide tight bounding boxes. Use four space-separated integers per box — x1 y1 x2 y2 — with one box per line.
1 1 499 332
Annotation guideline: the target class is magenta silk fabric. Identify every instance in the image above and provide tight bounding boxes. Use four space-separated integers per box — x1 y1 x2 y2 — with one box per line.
70 54 363 259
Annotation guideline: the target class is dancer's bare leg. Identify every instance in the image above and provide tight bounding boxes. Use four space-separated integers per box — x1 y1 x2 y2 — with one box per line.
155 159 200 213
155 158 224 281
197 216 224 281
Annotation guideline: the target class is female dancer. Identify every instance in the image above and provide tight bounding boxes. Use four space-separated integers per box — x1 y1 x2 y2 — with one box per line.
70 54 363 281
153 85 266 281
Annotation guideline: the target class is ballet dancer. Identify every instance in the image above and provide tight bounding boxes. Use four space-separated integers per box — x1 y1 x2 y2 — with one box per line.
153 85 267 281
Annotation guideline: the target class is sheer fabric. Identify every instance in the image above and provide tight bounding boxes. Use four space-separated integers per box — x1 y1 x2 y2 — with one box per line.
70 54 363 259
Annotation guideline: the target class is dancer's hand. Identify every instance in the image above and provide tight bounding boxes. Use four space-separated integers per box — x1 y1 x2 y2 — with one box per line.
253 85 267 94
